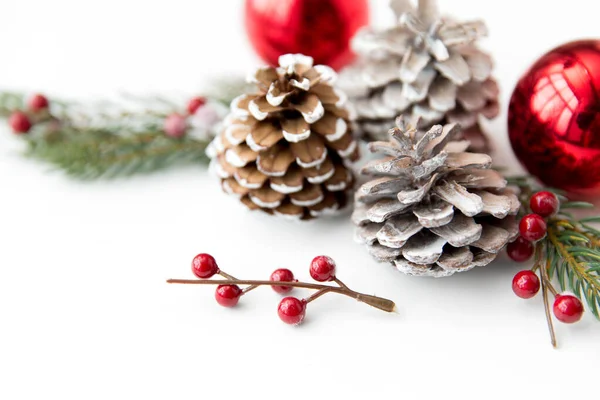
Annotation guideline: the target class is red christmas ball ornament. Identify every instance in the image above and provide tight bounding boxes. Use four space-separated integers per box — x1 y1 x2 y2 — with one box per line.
244 0 369 70
509 40 600 195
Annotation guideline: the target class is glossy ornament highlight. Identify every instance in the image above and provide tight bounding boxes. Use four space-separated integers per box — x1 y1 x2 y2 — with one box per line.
508 40 600 195
244 0 369 70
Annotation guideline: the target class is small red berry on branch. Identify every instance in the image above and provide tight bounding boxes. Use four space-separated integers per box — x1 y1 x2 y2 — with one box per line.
507 237 534 262
309 256 336 282
270 269 296 294
187 96 207 115
553 294 584 324
512 270 540 299
168 253 396 325
215 285 243 307
192 253 220 278
163 113 188 138
519 214 547 242
506 179 599 348
28 94 50 112
8 111 32 134
529 191 559 218
278 297 306 325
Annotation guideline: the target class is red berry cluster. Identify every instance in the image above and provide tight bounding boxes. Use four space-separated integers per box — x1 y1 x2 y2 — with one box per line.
508 191 559 262
190 253 337 325
170 253 395 325
512 271 584 323
508 191 584 325
163 96 207 138
8 94 50 134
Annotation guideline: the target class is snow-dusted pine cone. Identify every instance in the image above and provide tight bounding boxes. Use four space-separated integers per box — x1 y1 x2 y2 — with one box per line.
352 116 519 277
207 54 359 220
339 0 499 150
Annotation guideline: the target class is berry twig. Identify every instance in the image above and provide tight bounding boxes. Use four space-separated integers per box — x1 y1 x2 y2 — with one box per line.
167 254 397 325
0 83 247 179
507 181 598 347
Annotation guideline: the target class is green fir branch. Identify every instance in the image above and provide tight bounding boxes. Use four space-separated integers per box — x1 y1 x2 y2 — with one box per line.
0 90 228 179
510 175 600 320
24 129 209 179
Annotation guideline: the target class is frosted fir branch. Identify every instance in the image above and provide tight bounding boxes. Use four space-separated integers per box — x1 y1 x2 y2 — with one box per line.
0 77 250 179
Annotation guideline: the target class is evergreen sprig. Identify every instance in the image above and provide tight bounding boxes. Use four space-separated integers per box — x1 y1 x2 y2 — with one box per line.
1 76 250 179
510 176 600 346
24 128 209 179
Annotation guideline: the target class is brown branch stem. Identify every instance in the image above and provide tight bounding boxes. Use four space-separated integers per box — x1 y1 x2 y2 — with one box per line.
536 243 557 348
166 279 396 313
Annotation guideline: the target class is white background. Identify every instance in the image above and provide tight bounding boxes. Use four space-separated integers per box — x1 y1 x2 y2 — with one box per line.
1 1 599 399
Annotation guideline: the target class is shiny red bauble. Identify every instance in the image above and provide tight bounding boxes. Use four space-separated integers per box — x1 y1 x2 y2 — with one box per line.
244 0 369 70
215 285 243 308
512 270 540 299
269 268 296 294
191 253 220 279
309 256 336 282
8 111 32 134
506 237 535 262
553 294 584 323
508 40 600 195
277 297 306 325
519 214 547 242
530 191 560 218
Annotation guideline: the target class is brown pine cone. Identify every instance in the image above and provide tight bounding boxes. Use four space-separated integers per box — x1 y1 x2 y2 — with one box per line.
207 54 359 220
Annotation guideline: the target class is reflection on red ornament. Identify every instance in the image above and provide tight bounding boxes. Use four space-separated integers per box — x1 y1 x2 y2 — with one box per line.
244 0 369 70
508 40 600 195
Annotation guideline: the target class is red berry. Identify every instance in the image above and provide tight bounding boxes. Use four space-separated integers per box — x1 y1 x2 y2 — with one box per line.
191 253 219 279
164 113 187 138
553 294 584 323
309 256 336 282
277 297 306 325
512 270 540 299
28 94 49 112
8 111 32 134
215 285 242 307
530 191 559 217
507 236 535 262
519 214 547 242
270 268 296 294
186 96 207 115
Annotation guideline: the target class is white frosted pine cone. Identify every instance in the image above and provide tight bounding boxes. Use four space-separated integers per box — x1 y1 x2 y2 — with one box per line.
339 0 499 149
353 116 519 277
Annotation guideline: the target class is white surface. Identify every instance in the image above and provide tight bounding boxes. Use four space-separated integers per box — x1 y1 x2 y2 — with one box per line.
1 1 599 399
